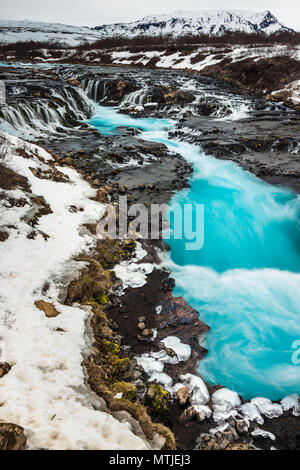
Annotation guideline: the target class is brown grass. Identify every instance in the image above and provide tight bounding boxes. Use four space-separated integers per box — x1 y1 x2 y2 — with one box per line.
1 31 299 61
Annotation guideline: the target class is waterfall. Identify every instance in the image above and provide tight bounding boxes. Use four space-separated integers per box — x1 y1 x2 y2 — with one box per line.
0 86 95 138
121 88 148 107
82 79 110 103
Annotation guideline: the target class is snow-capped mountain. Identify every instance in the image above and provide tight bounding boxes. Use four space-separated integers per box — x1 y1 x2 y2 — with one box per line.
95 10 294 37
0 10 294 46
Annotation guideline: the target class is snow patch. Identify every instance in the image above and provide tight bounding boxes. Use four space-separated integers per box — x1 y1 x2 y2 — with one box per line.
251 397 283 419
0 132 157 450
212 388 241 423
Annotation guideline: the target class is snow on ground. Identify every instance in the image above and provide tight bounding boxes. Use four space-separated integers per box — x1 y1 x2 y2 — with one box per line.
272 79 300 105
108 45 300 106
110 45 299 71
0 132 159 450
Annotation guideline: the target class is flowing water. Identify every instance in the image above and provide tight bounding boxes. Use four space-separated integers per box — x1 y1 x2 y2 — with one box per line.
88 104 300 401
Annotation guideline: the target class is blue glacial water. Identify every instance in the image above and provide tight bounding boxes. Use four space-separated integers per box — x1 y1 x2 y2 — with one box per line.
88 104 300 400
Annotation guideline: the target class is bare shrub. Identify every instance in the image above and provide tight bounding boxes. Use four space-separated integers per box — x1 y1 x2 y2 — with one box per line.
75 31 300 51
1 32 299 61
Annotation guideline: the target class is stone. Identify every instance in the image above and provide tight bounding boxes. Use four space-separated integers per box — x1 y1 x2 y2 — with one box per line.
0 231 9 242
161 278 176 293
65 78 81 87
138 316 146 323
196 409 208 423
132 369 142 380
176 386 190 406
0 423 26 450
138 322 145 331
178 406 196 424
141 329 153 338
236 419 249 436
63 157 74 166
0 362 11 378
165 347 177 358
144 383 171 420
35 300 60 318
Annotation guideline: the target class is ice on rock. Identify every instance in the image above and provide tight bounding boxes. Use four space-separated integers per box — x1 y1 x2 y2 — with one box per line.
149 372 173 388
136 355 164 375
251 397 283 419
136 337 191 385
136 351 174 388
212 388 241 423
113 242 153 290
180 374 210 405
156 305 162 315
194 405 212 421
161 336 191 362
281 394 300 416
239 402 264 425
251 427 276 441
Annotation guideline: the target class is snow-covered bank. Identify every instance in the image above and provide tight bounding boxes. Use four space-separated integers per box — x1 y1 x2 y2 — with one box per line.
0 132 159 450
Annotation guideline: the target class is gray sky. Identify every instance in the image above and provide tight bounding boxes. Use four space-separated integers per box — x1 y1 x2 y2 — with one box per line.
1 0 299 31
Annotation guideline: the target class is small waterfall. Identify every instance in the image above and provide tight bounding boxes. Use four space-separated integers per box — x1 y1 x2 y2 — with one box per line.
0 86 95 138
121 88 148 107
82 79 110 103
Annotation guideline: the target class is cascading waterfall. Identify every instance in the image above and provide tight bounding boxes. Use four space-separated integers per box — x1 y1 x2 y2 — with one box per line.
82 79 110 103
0 86 94 138
87 104 300 401
121 88 148 107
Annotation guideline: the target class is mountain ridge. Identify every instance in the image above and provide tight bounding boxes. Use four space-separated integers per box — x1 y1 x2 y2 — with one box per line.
94 9 294 37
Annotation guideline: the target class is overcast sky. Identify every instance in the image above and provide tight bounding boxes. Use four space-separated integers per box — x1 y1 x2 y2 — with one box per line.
1 0 299 31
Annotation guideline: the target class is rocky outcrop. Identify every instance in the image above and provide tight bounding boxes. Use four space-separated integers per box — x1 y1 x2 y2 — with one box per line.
35 300 60 318
202 56 300 110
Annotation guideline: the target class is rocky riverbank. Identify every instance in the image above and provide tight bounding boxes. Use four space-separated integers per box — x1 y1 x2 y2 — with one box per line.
0 63 299 450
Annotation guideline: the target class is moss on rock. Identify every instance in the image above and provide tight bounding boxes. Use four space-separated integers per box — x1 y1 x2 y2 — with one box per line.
144 383 172 422
65 259 112 305
112 382 137 402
